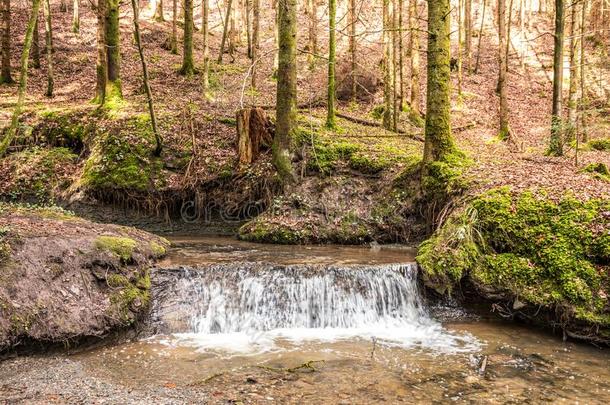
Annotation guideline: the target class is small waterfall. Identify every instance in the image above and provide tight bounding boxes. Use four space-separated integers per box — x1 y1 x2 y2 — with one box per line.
151 262 479 353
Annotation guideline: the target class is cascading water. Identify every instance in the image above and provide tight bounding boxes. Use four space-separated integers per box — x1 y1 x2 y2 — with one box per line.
150 262 479 354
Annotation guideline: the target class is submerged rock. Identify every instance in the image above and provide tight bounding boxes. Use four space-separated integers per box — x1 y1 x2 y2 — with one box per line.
0 203 169 352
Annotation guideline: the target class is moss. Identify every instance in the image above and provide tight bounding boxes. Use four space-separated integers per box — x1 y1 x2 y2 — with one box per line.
418 187 610 328
95 236 137 262
588 138 610 151
421 149 471 201
149 241 167 257
581 163 610 182
108 270 151 324
239 220 307 245
80 116 163 192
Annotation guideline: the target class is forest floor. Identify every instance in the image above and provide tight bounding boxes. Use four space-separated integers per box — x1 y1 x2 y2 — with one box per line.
0 3 609 226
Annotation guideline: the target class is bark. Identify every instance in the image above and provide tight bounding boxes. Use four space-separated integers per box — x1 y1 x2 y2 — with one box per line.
549 0 564 156
1 0 13 84
72 0 79 33
498 0 511 140
32 11 40 69
218 0 234 63
43 0 54 97
423 0 456 164
580 0 587 142
180 0 195 75
409 0 420 117
326 0 337 128
465 0 472 67
131 0 162 156
236 107 273 166
392 0 399 130
251 0 259 88
306 0 318 68
457 0 463 97
398 0 404 109
245 0 252 58
95 0 106 103
382 0 393 130
202 0 210 91
104 0 122 100
273 0 297 183
0 0 42 157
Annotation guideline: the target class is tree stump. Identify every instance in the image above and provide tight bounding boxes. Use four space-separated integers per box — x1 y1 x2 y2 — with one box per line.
236 107 274 167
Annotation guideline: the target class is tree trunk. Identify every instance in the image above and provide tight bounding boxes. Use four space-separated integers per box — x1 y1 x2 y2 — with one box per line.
218 0 234 63
32 11 40 69
474 0 486 73
245 0 252 58
202 0 210 91
349 0 356 101
549 0 564 156
43 0 53 97
251 0 259 88
392 0 399 130
154 0 165 22
131 0 162 156
409 0 420 117
498 0 511 140
236 107 273 167
104 0 122 100
180 0 194 75
171 0 177 54
273 0 297 183
72 0 79 33
326 0 336 128
95 0 106 103
465 0 472 68
1 0 13 84
398 0 404 109
457 0 463 97
579 0 587 142
306 0 317 69
567 0 580 128
423 0 456 164
0 0 42 157
382 0 393 130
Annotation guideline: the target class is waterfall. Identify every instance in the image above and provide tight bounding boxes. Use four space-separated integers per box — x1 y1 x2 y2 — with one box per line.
150 262 479 354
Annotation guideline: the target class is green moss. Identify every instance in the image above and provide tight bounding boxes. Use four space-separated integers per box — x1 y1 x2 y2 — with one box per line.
588 138 610 151
109 270 151 324
239 220 307 245
582 163 610 182
149 241 167 257
421 149 471 201
95 236 137 261
418 187 610 327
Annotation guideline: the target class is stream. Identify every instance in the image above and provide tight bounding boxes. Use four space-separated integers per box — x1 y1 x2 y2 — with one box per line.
1 237 610 403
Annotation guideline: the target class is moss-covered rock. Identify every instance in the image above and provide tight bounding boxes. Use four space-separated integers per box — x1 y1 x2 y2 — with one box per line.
588 138 610 151
582 162 610 182
417 187 610 343
95 236 138 262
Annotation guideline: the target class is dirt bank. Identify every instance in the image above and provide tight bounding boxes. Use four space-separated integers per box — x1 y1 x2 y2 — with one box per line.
0 203 169 353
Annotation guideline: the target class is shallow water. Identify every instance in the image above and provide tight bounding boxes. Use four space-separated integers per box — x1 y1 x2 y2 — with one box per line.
7 236 610 403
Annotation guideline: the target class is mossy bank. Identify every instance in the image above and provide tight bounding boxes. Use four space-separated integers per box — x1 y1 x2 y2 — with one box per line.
417 187 610 344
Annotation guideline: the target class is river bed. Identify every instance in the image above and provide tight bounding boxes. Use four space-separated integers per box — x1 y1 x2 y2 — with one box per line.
1 237 609 404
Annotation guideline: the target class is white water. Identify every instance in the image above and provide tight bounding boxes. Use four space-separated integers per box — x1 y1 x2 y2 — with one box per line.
152 263 480 355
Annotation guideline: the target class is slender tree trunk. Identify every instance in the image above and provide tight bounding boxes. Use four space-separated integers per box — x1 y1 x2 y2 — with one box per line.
498 0 511 140
218 0 234 63
567 0 580 128
272 0 279 74
181 0 194 75
273 0 297 183
465 0 472 68
202 0 210 91
95 0 106 103
245 0 252 58
326 0 336 128
474 0 486 73
251 0 259 88
457 0 463 97
105 0 122 100
382 0 393 130
306 0 317 68
72 0 79 33
398 0 404 109
43 0 53 97
505 0 514 65
392 0 399 130
580 0 587 142
423 0 456 165
549 0 565 156
1 0 14 84
409 0 420 118
32 11 40 69
171 0 177 54
0 0 41 157
349 0 357 101
154 0 165 22
131 0 162 156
